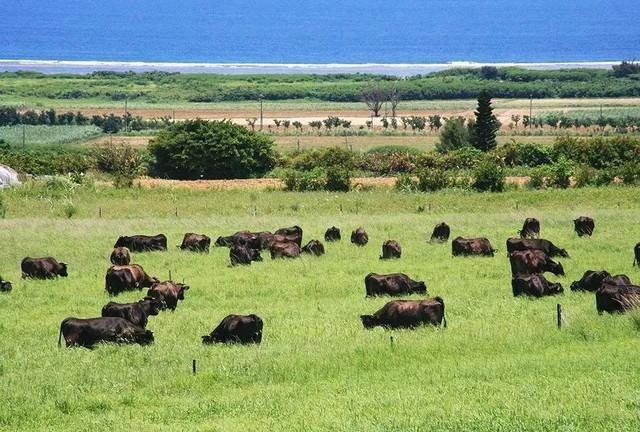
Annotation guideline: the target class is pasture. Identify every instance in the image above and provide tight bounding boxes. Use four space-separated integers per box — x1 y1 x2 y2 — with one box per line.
1 185 639 431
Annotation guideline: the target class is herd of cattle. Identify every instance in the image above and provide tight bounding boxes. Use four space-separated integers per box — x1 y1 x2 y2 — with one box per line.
1 215 639 349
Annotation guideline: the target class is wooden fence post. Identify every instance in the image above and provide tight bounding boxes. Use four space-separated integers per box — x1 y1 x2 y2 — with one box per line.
192 359 197 375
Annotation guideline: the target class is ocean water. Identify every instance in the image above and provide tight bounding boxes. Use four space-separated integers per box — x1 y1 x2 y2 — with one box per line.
0 0 639 64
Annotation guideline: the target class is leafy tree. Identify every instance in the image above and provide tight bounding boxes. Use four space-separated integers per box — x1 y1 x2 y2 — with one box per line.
472 90 500 152
511 114 521 128
148 119 275 180
309 120 322 130
389 86 401 117
362 86 386 117
292 121 303 131
428 115 442 131
436 117 472 153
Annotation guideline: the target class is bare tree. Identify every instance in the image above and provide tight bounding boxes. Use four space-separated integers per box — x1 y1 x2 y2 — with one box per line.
361 86 386 117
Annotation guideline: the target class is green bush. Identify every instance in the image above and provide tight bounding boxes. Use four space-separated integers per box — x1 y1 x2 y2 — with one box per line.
93 144 146 188
594 169 616 186
0 193 6 218
472 159 506 192
619 162 640 185
417 168 448 192
394 174 418 192
325 167 351 192
367 145 422 155
281 168 326 191
546 157 573 189
436 117 472 153
573 165 597 188
148 119 275 179
527 167 547 189
499 142 553 167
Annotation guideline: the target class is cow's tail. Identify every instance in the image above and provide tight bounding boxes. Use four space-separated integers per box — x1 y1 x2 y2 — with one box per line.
58 319 66 347
435 296 447 328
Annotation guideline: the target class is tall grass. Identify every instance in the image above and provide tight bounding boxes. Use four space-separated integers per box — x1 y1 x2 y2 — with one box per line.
0 125 102 147
0 184 639 431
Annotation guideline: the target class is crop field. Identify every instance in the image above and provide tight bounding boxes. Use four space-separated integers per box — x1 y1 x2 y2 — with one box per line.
0 125 102 147
1 185 640 431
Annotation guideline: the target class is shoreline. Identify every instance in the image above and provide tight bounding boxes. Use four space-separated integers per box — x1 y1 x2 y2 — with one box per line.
0 59 620 76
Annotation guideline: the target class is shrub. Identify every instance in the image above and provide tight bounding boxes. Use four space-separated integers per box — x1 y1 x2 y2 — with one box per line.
527 167 546 189
281 168 326 191
417 168 448 192
472 158 505 192
546 157 573 189
499 142 553 167
594 169 616 186
367 145 422 155
63 203 78 219
436 117 472 153
94 144 145 188
325 167 351 192
394 174 418 192
148 119 275 179
573 165 597 188
619 162 640 185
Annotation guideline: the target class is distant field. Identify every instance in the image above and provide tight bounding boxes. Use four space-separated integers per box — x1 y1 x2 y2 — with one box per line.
0 185 639 431
0 125 102 147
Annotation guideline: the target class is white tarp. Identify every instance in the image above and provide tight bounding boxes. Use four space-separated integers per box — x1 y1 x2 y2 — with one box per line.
0 165 20 189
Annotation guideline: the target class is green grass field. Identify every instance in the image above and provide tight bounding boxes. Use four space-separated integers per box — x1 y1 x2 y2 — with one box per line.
1 184 640 431
0 125 102 147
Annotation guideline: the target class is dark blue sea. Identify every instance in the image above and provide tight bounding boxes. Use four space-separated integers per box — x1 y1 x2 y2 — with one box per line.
1 0 639 64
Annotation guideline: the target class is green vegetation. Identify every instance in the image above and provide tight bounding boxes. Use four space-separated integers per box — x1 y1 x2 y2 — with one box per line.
0 125 102 147
0 184 639 430
472 91 499 152
148 119 276 180
2 66 640 106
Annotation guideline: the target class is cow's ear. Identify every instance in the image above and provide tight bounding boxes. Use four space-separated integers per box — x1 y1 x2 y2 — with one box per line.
61 263 67 268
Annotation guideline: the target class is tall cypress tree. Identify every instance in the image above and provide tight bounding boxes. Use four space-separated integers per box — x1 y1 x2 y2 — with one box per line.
473 90 500 152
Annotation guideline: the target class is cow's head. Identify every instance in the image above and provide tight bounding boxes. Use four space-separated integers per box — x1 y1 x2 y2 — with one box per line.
548 283 564 295
58 263 68 277
214 236 230 247
0 279 12 292
177 283 190 300
360 315 377 329
250 249 263 262
141 297 164 315
551 261 565 277
413 281 427 294
114 236 126 248
202 334 215 344
136 330 154 345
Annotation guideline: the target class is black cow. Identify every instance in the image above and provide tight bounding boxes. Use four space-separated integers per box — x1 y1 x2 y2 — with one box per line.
351 228 369 246
301 240 325 256
324 226 341 242
430 222 450 243
179 233 211 253
451 237 495 257
509 250 565 276
58 317 154 348
21 257 68 279
270 242 301 259
361 298 446 329
105 264 159 296
506 238 569 258
512 274 563 297
634 243 640 266
101 297 164 328
574 216 595 237
519 218 540 239
114 234 167 252
147 281 190 311
274 226 303 246
230 244 262 266
0 276 12 292
380 240 402 259
364 273 427 297
570 270 632 292
110 247 131 265
202 314 263 344
215 231 268 250
596 284 640 314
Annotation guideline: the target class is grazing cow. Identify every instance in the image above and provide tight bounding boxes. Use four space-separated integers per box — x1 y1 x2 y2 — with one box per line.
519 218 540 239
110 247 131 265
512 274 564 297
147 281 190 311
509 250 565 276
114 234 167 252
451 237 495 257
634 243 640 266
270 242 301 259
351 228 369 246
202 314 263 344
0 276 12 292
430 222 450 243
229 244 262 266
361 298 446 329
179 233 211 253
101 297 164 328
324 226 341 242
21 257 68 279
58 317 154 348
215 231 265 249
301 240 325 256
380 240 402 259
364 273 427 297
570 270 632 292
506 238 569 258
274 226 303 247
574 216 595 237
596 284 640 314
105 264 159 296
